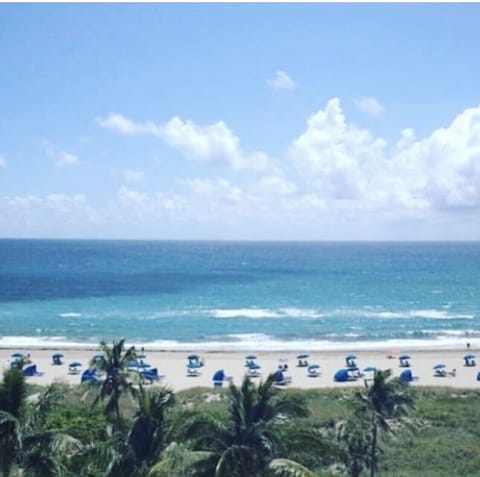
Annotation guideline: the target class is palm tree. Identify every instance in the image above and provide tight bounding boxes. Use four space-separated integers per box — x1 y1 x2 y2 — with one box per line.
0 379 82 477
104 384 175 477
178 373 312 477
93 339 137 422
351 369 415 477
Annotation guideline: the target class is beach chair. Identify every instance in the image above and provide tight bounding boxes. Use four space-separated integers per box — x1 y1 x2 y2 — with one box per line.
68 362 82 374
140 367 163 384
434 369 447 377
307 364 321 377
297 354 309 367
246 363 262 378
186 363 202 377
273 370 292 386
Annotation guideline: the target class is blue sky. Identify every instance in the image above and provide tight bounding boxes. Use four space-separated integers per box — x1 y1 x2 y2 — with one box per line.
1 3 480 240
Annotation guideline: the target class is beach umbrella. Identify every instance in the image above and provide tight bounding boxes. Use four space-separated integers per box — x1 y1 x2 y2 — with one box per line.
248 363 261 370
345 354 357 360
91 354 104 362
363 366 376 372
69 361 82 367
308 364 320 370
399 354 411 360
297 354 309 359
434 364 446 369
464 354 476 360
188 354 200 360
52 352 64 358
11 352 24 358
245 354 257 360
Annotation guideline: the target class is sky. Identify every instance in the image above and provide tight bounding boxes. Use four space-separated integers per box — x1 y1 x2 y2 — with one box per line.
1 3 480 241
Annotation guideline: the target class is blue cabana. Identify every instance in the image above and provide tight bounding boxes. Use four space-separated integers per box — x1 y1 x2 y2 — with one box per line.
399 368 413 382
334 368 350 382
22 364 43 377
213 369 227 387
52 353 64 365
81 368 99 383
464 354 476 366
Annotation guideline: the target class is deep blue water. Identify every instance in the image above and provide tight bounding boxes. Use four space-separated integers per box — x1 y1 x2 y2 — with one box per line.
0 240 479 350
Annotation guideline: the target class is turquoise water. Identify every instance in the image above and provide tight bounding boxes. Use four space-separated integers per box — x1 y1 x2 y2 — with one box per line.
0 240 478 350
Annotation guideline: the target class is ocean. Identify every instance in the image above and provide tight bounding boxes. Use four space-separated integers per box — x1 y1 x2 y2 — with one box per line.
0 239 478 351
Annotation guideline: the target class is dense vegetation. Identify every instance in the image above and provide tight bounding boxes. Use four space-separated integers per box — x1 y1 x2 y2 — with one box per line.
1 341 479 476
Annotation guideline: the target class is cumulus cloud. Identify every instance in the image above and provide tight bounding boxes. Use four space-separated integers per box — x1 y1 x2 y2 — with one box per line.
290 98 480 212
96 113 269 171
355 97 385 117
267 69 296 92
0 155 6 168
55 150 79 167
119 169 145 184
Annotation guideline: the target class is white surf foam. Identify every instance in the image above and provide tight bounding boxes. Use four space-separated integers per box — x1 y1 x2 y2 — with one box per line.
58 313 83 318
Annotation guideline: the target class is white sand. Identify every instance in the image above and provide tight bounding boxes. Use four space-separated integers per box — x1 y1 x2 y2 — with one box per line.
1 345 479 391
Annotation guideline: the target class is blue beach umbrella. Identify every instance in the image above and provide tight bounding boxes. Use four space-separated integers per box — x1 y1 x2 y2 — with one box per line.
363 366 376 372
52 353 64 358
297 354 309 359
248 363 261 370
308 364 320 370
346 354 357 360
187 362 202 369
245 354 257 360
213 369 225 381
188 354 200 360
464 354 476 360
399 354 411 360
434 364 446 369
69 361 82 368
91 354 104 362
11 352 24 358
399 368 413 382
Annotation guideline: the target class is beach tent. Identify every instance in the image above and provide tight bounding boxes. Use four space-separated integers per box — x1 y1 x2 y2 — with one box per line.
399 368 413 382
22 364 44 377
334 368 351 382
52 353 64 365
213 369 227 387
477 371 480 381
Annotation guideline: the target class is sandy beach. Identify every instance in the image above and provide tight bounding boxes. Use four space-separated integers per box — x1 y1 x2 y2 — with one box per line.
1 345 479 391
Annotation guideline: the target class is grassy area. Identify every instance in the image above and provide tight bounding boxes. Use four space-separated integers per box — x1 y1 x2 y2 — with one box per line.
173 386 480 476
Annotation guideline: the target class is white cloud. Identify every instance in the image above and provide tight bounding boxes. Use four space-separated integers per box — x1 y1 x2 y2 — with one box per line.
267 70 296 92
119 169 145 184
254 175 297 196
55 150 78 167
290 98 480 213
96 113 269 171
0 155 6 168
354 97 385 117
